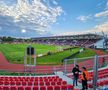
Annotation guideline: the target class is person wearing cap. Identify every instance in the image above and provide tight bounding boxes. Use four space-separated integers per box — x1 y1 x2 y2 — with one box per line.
81 67 89 90
72 65 80 86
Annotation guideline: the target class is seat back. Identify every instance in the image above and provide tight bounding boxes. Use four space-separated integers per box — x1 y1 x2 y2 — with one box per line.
54 85 60 90
33 86 39 90
47 86 53 90
25 86 32 90
10 86 17 90
40 86 46 90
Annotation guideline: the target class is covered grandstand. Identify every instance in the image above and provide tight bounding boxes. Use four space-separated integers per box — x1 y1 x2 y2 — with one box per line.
32 34 102 47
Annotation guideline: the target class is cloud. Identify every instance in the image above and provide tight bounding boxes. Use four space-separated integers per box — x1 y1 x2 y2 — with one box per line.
95 10 108 17
0 0 63 37
0 26 2 30
53 0 58 5
76 15 91 22
105 1 108 10
91 22 108 33
95 0 108 18
56 22 108 36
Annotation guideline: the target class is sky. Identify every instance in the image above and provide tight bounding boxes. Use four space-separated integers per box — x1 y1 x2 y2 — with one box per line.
0 0 108 37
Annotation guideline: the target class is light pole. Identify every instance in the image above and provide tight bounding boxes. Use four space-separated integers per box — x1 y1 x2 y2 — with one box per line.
21 29 26 43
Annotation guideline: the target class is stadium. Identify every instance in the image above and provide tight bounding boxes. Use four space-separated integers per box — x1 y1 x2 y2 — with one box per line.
0 0 108 90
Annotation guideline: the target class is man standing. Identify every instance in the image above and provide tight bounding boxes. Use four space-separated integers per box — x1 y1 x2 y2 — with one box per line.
81 67 89 90
72 65 80 86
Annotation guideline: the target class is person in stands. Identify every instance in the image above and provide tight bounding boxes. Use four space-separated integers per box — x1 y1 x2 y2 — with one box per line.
72 65 80 86
81 67 89 90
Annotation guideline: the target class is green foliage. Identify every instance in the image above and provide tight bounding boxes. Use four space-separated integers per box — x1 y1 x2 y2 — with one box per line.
2 37 14 42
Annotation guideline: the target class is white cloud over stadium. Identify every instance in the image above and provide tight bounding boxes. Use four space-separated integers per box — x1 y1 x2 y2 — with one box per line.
76 15 92 22
0 0 63 37
57 21 108 36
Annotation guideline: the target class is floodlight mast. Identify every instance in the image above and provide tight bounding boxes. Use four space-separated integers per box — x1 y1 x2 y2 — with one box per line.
102 31 108 50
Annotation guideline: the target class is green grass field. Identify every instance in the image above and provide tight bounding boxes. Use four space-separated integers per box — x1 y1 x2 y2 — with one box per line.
0 44 96 65
37 48 80 65
67 48 96 64
73 49 96 58
0 43 77 65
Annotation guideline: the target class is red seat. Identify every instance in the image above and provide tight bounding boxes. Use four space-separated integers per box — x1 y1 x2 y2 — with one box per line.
10 86 17 90
45 82 50 86
88 84 93 88
40 86 46 90
16 81 21 85
54 85 60 90
49 79 53 82
51 82 56 85
56 76 59 78
3 86 9 90
10 81 16 85
4 81 10 85
43 77 47 80
52 76 56 79
98 81 104 86
61 85 67 90
67 85 74 90
0 86 2 90
28 82 32 86
53 79 57 82
57 82 61 85
22 81 27 86
33 86 39 90
18 86 24 90
48 77 51 79
25 86 32 90
0 82 3 85
44 79 48 82
40 82 44 86
35 78 38 81
58 78 62 82
34 82 38 86
62 81 67 85
47 86 53 90
104 80 108 85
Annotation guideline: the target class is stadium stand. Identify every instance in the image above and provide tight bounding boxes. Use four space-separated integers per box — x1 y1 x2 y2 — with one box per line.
0 76 74 90
32 34 102 47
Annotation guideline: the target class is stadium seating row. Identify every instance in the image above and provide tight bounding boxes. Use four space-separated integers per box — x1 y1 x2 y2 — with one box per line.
0 78 62 82
0 85 74 90
0 76 59 79
0 76 63 82
0 76 74 90
88 79 108 88
0 81 67 86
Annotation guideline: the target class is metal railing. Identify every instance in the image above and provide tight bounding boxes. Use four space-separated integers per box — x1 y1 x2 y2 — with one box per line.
63 55 108 90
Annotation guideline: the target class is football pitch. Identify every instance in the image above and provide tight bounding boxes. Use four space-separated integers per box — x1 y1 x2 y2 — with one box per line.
0 44 96 65
0 44 74 65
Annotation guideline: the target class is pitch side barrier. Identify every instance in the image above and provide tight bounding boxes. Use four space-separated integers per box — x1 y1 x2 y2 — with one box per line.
63 55 108 90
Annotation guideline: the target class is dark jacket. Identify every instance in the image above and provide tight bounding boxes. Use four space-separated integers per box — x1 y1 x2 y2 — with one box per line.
72 67 80 78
